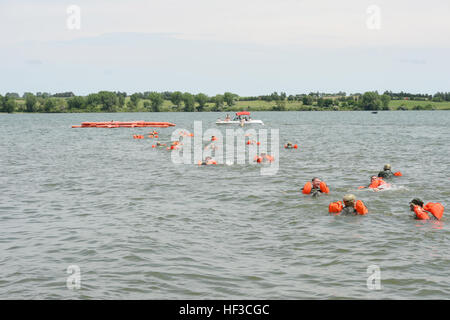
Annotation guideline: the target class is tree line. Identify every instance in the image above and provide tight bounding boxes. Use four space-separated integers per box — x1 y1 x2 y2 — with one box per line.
1 90 449 113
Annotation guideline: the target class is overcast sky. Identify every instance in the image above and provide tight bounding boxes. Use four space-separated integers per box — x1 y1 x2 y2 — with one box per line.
1 0 449 95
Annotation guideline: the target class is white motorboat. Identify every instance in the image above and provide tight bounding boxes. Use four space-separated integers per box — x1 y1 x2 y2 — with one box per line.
215 111 264 125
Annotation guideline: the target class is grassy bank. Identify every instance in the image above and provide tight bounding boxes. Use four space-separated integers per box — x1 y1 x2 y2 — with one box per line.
3 94 450 113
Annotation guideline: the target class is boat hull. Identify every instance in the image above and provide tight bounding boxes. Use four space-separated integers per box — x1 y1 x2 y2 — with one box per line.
215 120 264 125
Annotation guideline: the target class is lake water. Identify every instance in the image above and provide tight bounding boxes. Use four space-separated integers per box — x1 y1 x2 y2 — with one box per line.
0 111 449 299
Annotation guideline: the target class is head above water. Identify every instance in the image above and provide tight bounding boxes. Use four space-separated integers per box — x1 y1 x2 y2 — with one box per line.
409 198 424 210
312 177 321 188
384 164 391 170
343 194 356 206
371 175 378 181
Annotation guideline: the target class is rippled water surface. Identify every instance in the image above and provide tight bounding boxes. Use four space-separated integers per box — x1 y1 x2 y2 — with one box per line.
0 111 449 299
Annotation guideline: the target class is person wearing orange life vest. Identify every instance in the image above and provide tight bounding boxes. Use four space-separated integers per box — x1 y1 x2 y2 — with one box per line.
367 175 391 191
378 164 403 179
200 156 217 166
378 164 394 179
409 198 444 220
341 194 368 215
302 177 330 197
254 153 274 164
329 194 368 216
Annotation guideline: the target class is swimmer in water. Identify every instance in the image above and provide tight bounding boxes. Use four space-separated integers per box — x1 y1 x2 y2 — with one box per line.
341 194 368 216
378 164 394 179
302 177 329 197
201 156 217 165
409 198 444 220
368 176 390 192
340 194 358 215
254 153 275 164
328 194 368 215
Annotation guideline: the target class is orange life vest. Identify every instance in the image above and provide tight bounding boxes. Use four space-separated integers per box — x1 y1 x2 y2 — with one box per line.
369 178 386 189
413 205 430 220
355 200 368 215
329 201 343 213
319 181 329 194
394 171 402 176
303 181 328 194
423 202 444 220
302 182 312 194
198 160 217 165
328 200 367 215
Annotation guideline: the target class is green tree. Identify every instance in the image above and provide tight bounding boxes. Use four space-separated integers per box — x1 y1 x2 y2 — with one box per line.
86 93 100 107
170 91 183 110
380 94 391 110
359 91 381 110
273 100 286 111
270 92 280 101
129 93 141 108
25 93 37 112
1 96 17 113
212 94 224 111
195 93 208 112
43 99 55 113
5 99 17 113
302 95 313 105
98 91 118 112
67 96 86 111
148 92 164 112
182 92 195 112
317 98 325 107
323 99 333 108
6 92 20 99
116 92 127 107
223 92 237 107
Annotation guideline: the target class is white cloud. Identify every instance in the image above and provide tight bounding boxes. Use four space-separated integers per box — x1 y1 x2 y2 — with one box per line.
1 0 449 94
1 0 449 47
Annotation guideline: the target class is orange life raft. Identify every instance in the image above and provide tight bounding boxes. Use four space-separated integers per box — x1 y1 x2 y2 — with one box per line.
73 121 176 128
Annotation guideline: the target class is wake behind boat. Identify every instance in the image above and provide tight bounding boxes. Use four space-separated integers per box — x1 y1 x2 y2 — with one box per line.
215 111 264 125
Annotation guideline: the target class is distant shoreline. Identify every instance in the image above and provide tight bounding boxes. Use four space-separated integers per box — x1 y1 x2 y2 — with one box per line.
1 109 449 114
2 91 450 113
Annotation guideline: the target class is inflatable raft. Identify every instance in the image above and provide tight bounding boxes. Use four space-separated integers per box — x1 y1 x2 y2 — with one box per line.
72 121 176 128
